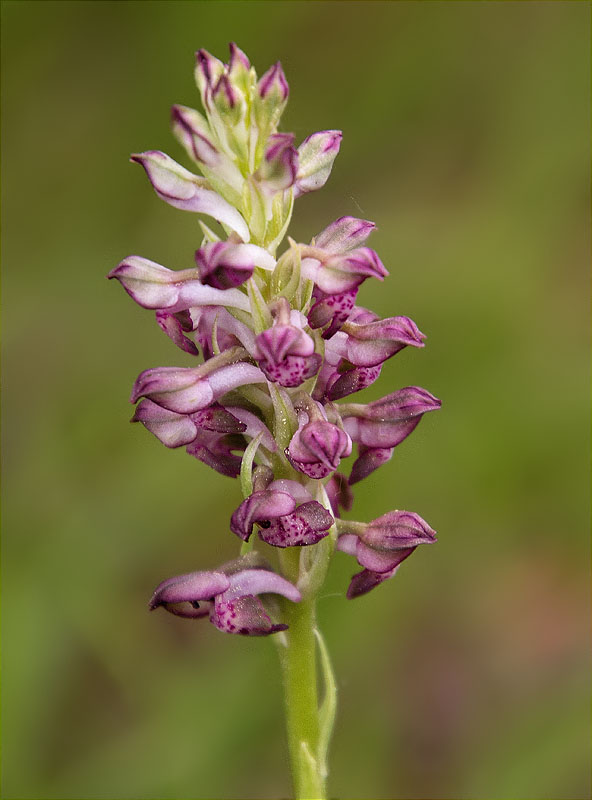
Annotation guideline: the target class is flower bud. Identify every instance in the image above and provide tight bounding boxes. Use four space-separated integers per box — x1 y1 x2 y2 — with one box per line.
342 386 441 449
211 74 244 126
254 62 289 129
360 511 437 552
315 216 376 253
194 49 225 107
227 42 252 98
336 511 436 598
256 133 298 195
295 130 342 196
171 104 220 168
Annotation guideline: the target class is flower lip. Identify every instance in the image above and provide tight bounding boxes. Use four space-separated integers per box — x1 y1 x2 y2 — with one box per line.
230 484 333 548
254 321 321 388
258 500 334 548
230 490 297 542
287 414 353 479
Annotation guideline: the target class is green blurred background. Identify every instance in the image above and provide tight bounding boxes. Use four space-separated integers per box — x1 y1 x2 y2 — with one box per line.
2 1 590 798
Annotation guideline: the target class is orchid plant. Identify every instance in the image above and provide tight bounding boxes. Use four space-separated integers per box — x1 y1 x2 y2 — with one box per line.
109 43 440 800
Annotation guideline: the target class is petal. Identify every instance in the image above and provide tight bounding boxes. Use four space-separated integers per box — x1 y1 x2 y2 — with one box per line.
255 325 302 366
132 398 198 448
149 570 230 608
156 310 200 355
356 541 416 572
336 533 358 557
194 49 225 97
225 568 302 603
346 566 402 599
159 600 212 619
196 242 275 290
131 366 215 414
191 405 247 434
131 151 250 241
224 407 277 451
186 431 244 478
267 479 312 505
348 446 393 485
288 420 352 478
206 362 267 398
299 422 352 465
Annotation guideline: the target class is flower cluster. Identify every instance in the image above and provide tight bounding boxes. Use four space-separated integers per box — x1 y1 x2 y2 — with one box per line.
110 44 440 635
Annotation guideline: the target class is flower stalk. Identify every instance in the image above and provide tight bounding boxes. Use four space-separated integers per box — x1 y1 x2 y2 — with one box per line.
110 43 440 799
278 595 325 800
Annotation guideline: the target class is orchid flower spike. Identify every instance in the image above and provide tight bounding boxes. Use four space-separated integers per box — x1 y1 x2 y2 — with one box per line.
110 42 440 634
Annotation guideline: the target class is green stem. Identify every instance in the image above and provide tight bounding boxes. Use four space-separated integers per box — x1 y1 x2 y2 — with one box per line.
279 594 325 800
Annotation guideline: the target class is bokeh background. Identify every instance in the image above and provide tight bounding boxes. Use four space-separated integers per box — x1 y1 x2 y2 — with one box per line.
2 1 590 798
